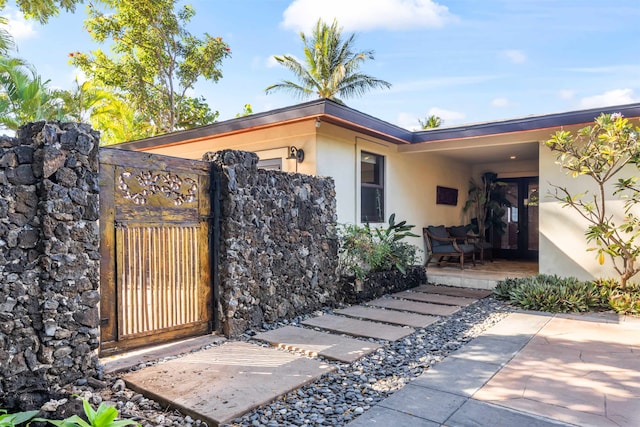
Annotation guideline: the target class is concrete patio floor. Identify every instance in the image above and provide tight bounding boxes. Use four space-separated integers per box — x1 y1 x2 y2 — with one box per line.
350 311 640 427
426 259 538 289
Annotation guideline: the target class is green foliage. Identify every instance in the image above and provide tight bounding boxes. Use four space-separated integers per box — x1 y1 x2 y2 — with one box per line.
0 57 63 131
545 113 640 287
72 0 230 135
31 399 140 427
0 408 38 426
338 214 419 280
419 114 442 129
463 172 509 237
265 18 391 103
593 278 640 315
0 0 80 24
494 274 606 313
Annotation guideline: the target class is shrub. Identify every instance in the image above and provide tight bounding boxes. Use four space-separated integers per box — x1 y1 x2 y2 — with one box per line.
0 409 39 426
493 274 607 313
594 278 640 315
338 214 419 280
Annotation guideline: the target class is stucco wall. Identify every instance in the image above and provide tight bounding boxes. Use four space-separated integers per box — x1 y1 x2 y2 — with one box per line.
539 143 637 281
316 125 471 262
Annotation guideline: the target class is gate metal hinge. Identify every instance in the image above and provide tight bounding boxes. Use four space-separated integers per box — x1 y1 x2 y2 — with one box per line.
100 318 110 326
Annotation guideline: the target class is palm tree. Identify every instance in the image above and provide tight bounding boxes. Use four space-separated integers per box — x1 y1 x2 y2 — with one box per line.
419 114 443 129
265 18 391 103
0 57 61 131
0 17 15 56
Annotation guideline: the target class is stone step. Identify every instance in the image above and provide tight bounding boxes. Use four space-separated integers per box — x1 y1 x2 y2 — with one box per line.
413 284 493 299
302 315 415 341
334 305 439 329
366 297 460 316
254 326 382 363
123 341 335 427
392 291 476 306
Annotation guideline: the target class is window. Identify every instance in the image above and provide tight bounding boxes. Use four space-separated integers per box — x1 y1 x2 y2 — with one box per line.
361 151 384 222
257 158 282 171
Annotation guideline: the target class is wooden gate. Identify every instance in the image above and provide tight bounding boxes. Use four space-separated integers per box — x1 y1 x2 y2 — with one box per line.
99 149 215 356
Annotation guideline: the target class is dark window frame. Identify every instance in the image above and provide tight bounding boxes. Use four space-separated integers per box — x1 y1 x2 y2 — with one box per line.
360 151 385 223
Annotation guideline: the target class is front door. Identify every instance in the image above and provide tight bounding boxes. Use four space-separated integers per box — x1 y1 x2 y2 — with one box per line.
494 177 539 260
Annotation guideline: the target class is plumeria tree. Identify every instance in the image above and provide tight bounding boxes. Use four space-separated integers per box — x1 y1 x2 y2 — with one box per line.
545 112 640 287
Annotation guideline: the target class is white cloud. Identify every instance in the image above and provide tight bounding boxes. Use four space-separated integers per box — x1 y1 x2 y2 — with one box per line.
558 89 575 100
281 0 457 33
427 107 465 124
491 97 511 107
398 107 465 130
579 89 638 109
501 49 527 64
4 10 37 41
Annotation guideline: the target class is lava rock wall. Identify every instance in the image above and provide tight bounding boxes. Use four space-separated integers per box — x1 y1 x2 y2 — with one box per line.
206 150 339 336
0 122 100 409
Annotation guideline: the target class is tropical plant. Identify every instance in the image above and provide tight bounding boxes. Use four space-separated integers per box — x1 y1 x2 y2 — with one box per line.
338 214 419 280
0 57 62 131
494 274 606 313
463 172 510 239
0 0 82 23
545 112 640 288
71 0 230 135
419 114 442 129
35 399 140 427
265 18 391 103
0 16 15 55
0 408 39 426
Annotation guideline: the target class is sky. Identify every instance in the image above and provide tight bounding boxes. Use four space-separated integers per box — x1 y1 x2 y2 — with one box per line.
3 0 640 130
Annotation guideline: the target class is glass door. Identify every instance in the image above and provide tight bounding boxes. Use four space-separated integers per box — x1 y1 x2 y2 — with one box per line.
494 177 538 260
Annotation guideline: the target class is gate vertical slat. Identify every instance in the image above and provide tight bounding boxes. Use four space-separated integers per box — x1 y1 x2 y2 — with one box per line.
99 149 214 356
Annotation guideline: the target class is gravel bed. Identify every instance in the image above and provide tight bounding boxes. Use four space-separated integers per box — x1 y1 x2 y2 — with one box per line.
40 296 509 427
227 296 510 426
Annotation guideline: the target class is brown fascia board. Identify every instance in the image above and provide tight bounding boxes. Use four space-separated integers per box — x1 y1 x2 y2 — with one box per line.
114 98 414 151
412 103 640 143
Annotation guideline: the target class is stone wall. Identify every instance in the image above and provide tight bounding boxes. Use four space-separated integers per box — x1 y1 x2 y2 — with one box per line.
206 150 340 336
0 122 100 409
339 266 426 304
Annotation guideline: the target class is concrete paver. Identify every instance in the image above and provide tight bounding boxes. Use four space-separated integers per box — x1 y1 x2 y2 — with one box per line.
449 335 529 366
413 284 493 299
366 297 460 316
392 291 477 306
446 399 571 427
334 305 439 328
357 311 640 427
347 406 439 426
302 314 415 341
253 325 382 362
377 384 467 424
411 357 502 397
123 341 335 426
474 316 640 427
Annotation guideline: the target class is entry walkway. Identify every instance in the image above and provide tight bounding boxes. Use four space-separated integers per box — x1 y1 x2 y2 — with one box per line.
122 285 486 426
349 312 640 427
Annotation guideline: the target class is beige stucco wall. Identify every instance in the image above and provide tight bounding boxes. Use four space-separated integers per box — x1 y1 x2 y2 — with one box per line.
136 120 319 175
315 123 471 261
539 143 639 281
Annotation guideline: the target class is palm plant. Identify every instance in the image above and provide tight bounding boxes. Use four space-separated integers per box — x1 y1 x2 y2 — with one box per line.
419 114 443 129
265 18 391 103
0 57 61 131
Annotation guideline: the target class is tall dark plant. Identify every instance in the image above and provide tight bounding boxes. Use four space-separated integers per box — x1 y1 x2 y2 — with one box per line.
464 172 510 240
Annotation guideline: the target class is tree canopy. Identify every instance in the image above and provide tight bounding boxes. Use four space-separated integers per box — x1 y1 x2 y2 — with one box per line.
265 18 391 103
71 0 230 136
0 0 81 23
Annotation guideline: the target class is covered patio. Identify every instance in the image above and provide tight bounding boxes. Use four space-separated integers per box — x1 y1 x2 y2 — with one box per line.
426 259 539 289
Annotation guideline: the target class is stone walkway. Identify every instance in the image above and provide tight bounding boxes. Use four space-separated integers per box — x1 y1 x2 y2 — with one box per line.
123 284 488 426
349 312 640 427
